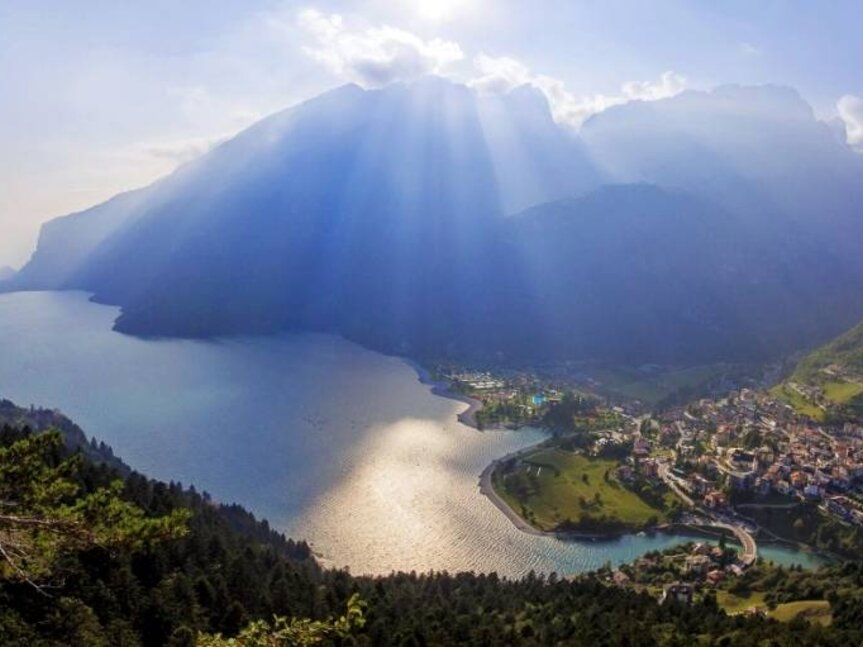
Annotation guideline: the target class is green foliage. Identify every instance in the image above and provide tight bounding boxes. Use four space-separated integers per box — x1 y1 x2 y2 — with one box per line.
494 449 670 533
199 594 366 646
8 409 863 645
746 502 863 560
0 422 315 645
541 392 598 431
777 319 863 422
0 430 188 587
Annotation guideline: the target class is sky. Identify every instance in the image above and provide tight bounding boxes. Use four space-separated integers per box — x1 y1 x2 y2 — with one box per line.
1 0 862 267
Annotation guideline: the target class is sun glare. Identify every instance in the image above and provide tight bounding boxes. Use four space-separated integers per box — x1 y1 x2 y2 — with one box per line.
414 0 464 22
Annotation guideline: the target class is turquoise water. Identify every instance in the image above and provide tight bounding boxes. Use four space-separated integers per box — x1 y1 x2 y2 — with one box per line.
0 291 827 576
758 543 827 569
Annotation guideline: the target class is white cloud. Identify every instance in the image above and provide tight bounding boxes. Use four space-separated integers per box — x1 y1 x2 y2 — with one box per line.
295 12 684 128
470 54 686 128
469 54 533 94
838 95 863 150
297 9 464 87
621 71 686 102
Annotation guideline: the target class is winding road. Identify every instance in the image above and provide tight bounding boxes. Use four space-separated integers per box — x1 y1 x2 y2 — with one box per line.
657 461 695 507
657 457 757 567
712 521 758 566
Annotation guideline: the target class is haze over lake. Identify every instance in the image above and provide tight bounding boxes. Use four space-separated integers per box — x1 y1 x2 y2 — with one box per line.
0 291 822 574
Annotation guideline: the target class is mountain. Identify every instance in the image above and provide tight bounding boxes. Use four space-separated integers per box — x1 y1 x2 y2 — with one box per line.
10 188 151 290
0 266 14 283
505 183 863 363
7 79 863 364
581 85 863 256
476 84 602 212
6 79 602 358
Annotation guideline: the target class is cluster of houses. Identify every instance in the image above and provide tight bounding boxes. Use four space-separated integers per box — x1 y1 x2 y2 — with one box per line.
653 389 863 525
659 542 747 604
616 454 659 483
439 366 569 418
614 542 743 605
445 370 507 392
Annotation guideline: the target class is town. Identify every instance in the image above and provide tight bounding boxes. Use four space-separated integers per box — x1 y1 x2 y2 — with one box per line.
653 387 863 529
435 362 863 602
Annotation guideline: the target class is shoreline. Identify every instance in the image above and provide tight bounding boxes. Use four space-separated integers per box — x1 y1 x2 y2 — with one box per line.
404 358 630 540
406 356 833 564
405 359 484 429
479 443 550 537
477 441 662 541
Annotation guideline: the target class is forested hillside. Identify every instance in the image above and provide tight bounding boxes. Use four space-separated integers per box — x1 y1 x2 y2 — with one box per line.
3 399 863 645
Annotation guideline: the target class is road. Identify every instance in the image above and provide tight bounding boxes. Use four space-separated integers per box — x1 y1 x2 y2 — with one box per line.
657 459 695 507
657 455 757 567
711 521 758 566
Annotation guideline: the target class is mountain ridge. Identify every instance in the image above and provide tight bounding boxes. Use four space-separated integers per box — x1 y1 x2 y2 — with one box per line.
6 78 863 365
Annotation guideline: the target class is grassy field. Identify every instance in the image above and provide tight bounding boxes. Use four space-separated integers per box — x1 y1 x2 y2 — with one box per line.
769 600 831 626
791 318 863 386
493 448 671 533
769 383 825 421
715 592 830 625
716 591 766 614
822 380 863 403
770 378 863 421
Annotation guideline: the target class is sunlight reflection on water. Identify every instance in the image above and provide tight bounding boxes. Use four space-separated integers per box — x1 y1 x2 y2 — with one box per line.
0 291 827 576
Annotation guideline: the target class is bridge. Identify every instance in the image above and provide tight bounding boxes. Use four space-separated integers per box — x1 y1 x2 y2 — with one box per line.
710 521 758 567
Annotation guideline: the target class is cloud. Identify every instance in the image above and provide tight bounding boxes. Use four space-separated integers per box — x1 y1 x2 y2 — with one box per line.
838 95 863 150
297 9 464 87
294 11 684 128
621 71 686 102
469 54 533 94
470 54 685 128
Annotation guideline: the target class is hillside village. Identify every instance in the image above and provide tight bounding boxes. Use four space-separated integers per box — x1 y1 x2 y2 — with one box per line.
436 361 863 601
653 388 863 525
450 363 863 528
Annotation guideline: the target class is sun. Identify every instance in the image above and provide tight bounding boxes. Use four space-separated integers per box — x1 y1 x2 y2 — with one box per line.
414 0 465 23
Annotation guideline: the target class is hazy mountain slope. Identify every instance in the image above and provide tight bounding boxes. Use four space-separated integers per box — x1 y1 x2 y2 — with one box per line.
477 85 602 212
581 85 863 248
6 79 863 364
505 184 863 363
6 188 154 290
11 79 574 357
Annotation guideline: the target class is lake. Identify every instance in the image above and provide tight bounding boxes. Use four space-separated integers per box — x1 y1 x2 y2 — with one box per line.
0 291 826 575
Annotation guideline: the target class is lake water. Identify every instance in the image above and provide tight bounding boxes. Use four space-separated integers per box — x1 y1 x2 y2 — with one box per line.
0 291 825 575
